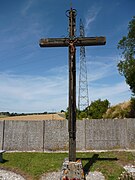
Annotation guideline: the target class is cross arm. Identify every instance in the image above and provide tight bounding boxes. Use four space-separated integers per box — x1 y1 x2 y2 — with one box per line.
75 37 106 46
39 38 69 47
39 37 106 47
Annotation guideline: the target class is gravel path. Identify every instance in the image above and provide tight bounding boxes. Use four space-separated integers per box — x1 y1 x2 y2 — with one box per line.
0 169 105 180
124 165 135 173
1 165 135 180
41 171 105 180
85 171 105 180
40 172 61 180
0 169 25 180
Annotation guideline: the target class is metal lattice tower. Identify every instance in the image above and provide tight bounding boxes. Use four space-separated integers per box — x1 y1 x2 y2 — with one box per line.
78 19 89 111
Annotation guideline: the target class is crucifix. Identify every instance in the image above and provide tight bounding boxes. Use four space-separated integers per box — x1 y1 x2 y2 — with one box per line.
39 8 106 162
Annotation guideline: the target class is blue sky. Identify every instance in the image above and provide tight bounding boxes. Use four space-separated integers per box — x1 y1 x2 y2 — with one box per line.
0 0 135 113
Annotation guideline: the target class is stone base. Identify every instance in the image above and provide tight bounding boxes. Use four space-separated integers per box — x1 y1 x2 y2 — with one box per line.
60 158 85 180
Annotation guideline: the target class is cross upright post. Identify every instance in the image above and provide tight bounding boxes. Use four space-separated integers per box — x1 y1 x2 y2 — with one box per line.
68 8 77 162
39 8 106 162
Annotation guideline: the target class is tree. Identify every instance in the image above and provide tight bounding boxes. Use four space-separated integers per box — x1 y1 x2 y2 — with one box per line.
61 110 65 113
128 97 135 118
65 107 69 119
65 107 87 120
65 99 110 120
87 99 110 119
117 16 135 95
77 110 87 120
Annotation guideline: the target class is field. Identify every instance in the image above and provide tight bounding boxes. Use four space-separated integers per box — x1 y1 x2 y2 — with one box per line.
0 113 65 121
0 151 135 180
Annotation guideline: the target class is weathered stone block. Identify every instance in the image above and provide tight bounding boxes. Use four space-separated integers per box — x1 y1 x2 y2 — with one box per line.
60 158 85 180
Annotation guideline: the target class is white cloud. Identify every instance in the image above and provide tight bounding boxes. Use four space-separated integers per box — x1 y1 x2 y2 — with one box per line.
0 54 131 113
20 0 51 38
21 0 34 16
85 55 118 82
85 5 101 35
89 81 131 105
0 70 68 113
87 61 113 82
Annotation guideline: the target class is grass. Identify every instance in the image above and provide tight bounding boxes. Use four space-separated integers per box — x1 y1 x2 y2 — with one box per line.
0 152 135 180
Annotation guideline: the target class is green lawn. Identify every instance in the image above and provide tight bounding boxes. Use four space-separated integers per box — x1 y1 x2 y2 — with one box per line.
0 151 135 180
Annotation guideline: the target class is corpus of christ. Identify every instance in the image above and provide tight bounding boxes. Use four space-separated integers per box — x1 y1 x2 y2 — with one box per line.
39 7 106 180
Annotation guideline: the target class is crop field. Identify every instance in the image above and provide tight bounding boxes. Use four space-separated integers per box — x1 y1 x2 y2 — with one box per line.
0 113 65 121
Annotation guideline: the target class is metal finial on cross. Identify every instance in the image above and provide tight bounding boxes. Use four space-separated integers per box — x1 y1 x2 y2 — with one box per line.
39 8 106 162
70 0 73 9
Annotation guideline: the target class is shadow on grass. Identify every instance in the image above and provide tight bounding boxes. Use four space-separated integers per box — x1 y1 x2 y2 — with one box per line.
79 154 118 175
0 159 9 164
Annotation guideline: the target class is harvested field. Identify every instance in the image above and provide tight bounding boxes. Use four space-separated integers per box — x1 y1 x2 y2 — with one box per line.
0 113 65 121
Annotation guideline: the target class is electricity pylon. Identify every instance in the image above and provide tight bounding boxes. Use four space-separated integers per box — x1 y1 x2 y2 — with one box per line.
78 19 89 111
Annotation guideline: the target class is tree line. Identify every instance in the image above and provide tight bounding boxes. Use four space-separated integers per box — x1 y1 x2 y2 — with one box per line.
0 112 48 117
65 98 135 120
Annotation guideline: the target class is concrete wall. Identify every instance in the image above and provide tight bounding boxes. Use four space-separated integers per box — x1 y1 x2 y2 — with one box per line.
0 120 4 149
0 119 135 151
44 120 68 151
76 120 86 150
4 121 44 151
127 119 135 148
85 119 128 150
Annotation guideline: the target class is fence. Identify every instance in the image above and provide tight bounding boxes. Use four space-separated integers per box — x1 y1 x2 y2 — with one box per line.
0 119 135 151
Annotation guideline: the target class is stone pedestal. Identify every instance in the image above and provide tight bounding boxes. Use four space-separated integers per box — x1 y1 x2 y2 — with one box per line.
60 158 85 180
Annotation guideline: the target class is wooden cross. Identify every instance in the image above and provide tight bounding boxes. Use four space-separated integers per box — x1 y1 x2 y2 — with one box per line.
39 8 106 162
